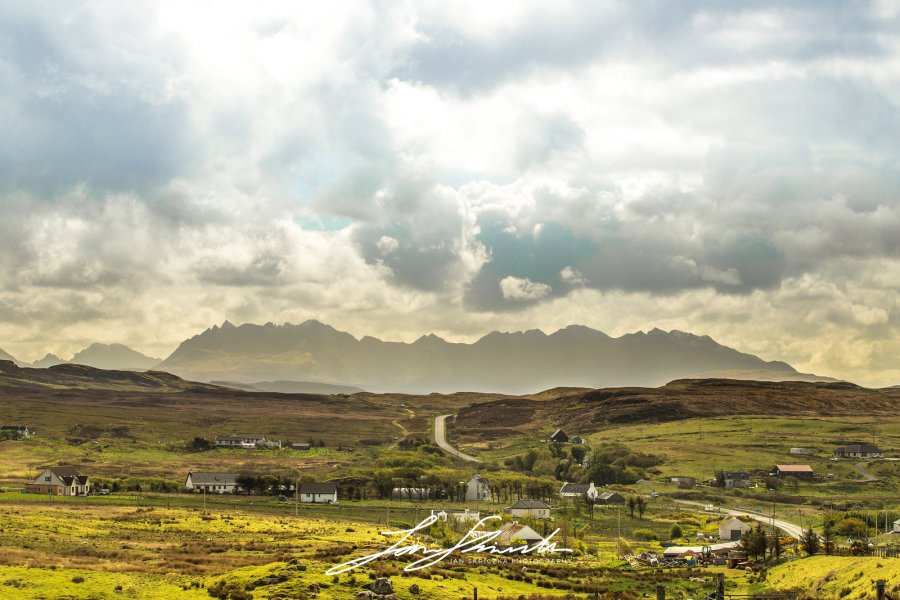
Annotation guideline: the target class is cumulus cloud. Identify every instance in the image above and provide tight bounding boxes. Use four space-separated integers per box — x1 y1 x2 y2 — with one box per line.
0 1 899 385
499 276 552 301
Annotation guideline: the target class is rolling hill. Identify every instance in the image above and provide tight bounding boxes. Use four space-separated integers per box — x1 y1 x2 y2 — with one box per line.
156 320 800 394
68 343 162 370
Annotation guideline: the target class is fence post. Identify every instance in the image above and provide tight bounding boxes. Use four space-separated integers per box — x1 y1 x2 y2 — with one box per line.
876 580 885 600
656 584 665 600
716 573 725 600
473 587 477 600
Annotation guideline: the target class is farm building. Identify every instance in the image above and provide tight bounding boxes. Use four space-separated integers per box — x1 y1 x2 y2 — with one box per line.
719 517 751 541
290 442 311 451
597 491 626 505
495 522 543 545
671 476 697 486
773 465 814 479
549 429 570 443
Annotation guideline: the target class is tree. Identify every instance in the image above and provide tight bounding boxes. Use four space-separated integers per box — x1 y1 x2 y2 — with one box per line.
767 528 783 559
582 492 597 520
627 496 637 518
570 445 586 463
636 496 647 519
822 520 835 555
188 437 212 451
799 528 820 556
739 524 767 562
372 472 394 500
670 524 683 540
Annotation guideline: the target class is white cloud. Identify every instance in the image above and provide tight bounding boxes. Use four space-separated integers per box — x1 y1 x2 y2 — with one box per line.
499 276 552 301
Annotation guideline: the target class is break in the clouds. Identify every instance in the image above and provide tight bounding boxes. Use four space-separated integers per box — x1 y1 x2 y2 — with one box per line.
1 1 899 386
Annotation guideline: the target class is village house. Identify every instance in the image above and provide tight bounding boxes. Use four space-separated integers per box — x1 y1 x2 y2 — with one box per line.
893 518 900 534
671 476 697 486
215 434 273 449
559 481 597 499
290 442 311 451
0 425 31 438
431 509 481 524
548 429 570 443
773 464 814 479
722 471 750 489
464 474 492 502
495 522 543 545
506 499 552 520
719 516 752 541
184 472 240 494
299 482 338 503
25 466 90 496
789 447 810 456
596 491 626 505
834 444 884 459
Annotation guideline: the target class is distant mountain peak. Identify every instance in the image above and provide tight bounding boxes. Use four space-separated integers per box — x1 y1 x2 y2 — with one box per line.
69 343 161 371
156 319 799 394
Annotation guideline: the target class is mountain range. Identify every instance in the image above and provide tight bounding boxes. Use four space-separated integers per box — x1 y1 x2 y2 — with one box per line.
153 320 807 394
1 343 161 371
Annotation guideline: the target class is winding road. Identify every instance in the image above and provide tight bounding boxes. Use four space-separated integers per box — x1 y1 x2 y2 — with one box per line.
434 414 482 463
674 499 803 538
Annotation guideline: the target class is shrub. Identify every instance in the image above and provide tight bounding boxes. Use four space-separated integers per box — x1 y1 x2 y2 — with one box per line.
632 528 659 541
670 524 683 540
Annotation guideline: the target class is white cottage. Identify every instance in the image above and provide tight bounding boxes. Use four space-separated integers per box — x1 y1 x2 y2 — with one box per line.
299 482 338 503
464 474 492 502
719 517 751 541
184 472 239 494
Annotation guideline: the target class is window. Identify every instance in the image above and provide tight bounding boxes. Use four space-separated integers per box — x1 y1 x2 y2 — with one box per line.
45 476 51 482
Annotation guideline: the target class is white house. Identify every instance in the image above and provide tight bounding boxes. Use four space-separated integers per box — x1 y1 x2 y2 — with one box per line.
719 517 751 541
431 509 481 523
834 444 884 459
25 466 90 496
215 435 278 449
465 474 492 502
789 448 809 455
506 499 552 520
892 518 900 534
559 481 597 499
299 482 338 503
184 472 239 494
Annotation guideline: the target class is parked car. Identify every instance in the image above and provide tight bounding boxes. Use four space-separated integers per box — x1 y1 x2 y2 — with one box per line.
98 489 110 495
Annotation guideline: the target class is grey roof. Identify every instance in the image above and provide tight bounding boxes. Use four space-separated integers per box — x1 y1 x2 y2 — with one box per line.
188 472 238 485
216 434 266 441
508 499 551 510
835 444 881 453
597 492 623 500
560 482 591 494
299 482 337 494
470 473 491 486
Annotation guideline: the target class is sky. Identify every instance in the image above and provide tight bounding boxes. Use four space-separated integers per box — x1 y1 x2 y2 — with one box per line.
1 1 899 386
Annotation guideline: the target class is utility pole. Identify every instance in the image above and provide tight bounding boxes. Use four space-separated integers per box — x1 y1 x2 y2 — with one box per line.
617 504 622 558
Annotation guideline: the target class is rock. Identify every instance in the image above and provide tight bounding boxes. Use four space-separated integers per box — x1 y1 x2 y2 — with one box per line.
307 582 320 592
409 583 421 595
356 592 377 600
369 577 394 595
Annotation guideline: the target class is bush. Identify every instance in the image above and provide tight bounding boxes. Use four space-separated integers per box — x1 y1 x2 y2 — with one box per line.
71 576 85 584
670 524 683 540
632 528 659 541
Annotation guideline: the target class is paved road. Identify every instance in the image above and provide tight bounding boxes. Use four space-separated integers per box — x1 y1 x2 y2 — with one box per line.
674 499 803 538
434 414 482 463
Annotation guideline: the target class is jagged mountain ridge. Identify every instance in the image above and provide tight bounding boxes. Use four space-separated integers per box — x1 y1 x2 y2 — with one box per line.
156 320 798 394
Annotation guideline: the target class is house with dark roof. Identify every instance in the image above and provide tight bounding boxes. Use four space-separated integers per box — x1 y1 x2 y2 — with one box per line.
25 466 90 496
299 482 338 503
773 465 814 479
506 499 552 519
559 481 597 498
184 472 240 494
596 491 626 505
722 471 750 488
549 429 570 443
0 425 31 438
465 474 492 502
215 435 280 449
834 444 884 459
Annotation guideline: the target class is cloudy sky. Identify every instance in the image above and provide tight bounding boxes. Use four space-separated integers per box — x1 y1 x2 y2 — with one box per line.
1 1 899 385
